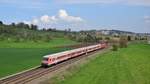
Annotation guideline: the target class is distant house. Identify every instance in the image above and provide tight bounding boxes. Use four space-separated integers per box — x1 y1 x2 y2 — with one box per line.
100 30 110 35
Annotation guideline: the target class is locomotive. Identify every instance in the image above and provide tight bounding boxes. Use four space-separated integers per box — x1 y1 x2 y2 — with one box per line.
41 43 107 67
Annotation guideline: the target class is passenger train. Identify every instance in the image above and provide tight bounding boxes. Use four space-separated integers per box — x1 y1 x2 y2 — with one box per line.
41 42 107 67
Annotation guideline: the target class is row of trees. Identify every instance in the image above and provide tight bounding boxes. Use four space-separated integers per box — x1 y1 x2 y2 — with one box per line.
68 33 105 43
0 21 84 43
0 21 38 30
0 21 53 42
0 27 52 42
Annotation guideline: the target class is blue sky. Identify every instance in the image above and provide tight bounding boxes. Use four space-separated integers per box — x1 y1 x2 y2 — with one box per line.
0 0 150 33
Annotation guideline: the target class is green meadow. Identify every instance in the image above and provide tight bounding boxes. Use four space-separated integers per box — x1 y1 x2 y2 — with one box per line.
54 43 150 84
0 38 77 78
0 48 71 78
0 38 78 48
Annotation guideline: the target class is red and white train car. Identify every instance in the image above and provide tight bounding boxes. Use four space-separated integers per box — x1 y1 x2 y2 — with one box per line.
41 43 107 67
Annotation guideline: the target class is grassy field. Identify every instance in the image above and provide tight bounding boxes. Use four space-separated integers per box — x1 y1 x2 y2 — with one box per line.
53 43 150 84
0 48 71 78
0 38 78 78
0 38 78 48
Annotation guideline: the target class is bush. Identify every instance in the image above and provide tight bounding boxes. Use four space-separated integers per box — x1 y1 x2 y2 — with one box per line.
127 36 131 41
112 44 118 51
119 36 128 48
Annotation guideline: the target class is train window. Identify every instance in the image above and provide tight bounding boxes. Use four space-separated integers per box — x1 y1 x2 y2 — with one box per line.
58 56 61 59
43 58 48 61
52 58 55 61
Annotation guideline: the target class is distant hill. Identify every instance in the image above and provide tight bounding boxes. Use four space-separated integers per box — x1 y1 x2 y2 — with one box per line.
98 29 149 36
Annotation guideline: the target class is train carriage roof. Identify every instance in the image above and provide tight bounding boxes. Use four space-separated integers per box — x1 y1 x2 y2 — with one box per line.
43 44 101 58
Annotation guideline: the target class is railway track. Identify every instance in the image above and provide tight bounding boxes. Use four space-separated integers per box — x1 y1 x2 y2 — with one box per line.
0 48 108 84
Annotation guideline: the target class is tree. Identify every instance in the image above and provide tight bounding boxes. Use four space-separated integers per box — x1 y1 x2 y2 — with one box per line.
127 36 131 41
0 21 3 25
31 24 38 30
11 23 16 27
86 34 94 42
105 37 110 40
16 22 25 28
68 28 71 32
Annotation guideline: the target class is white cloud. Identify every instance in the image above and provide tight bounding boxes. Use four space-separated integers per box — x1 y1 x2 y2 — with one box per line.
32 19 39 24
58 10 68 17
40 15 50 23
24 9 84 29
56 0 150 6
58 9 83 22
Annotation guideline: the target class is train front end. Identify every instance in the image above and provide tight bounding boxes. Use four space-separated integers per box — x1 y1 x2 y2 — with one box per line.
41 57 49 67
